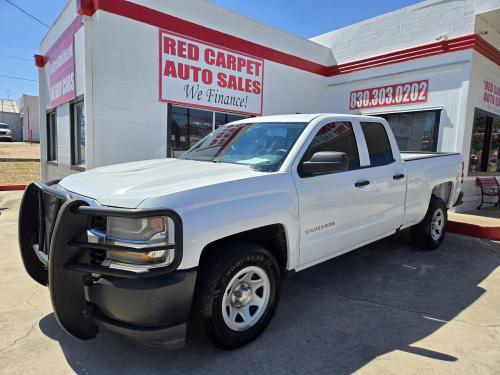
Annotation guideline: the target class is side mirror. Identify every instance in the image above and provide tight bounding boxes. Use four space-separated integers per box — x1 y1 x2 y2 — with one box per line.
301 151 349 176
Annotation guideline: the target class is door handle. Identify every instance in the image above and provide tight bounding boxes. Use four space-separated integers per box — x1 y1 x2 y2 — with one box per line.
393 173 405 180
355 180 370 188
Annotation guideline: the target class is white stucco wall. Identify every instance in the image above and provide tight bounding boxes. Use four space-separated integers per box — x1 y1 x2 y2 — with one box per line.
37 0 499 214
310 0 476 64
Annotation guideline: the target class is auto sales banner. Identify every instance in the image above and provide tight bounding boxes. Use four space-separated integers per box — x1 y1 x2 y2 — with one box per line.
159 30 264 115
46 17 81 109
483 79 500 114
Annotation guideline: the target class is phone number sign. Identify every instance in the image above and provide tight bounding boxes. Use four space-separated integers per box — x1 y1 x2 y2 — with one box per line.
349 80 428 110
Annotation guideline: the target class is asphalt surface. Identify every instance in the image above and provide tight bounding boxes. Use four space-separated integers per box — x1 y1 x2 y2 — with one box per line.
1 190 500 374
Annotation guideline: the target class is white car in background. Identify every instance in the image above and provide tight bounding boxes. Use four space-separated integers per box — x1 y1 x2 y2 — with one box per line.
0 123 12 142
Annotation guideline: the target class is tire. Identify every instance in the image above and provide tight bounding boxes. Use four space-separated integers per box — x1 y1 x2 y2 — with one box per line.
194 240 281 349
411 196 447 250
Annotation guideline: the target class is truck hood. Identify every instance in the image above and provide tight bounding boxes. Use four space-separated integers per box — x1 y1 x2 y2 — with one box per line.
59 158 264 208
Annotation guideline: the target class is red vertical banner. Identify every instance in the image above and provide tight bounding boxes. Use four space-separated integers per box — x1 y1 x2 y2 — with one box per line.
46 17 82 108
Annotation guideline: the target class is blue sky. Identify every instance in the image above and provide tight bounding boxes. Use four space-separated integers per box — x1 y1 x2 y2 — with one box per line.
0 0 421 100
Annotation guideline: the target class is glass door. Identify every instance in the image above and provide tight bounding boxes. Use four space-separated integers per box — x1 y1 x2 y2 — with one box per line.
468 108 500 175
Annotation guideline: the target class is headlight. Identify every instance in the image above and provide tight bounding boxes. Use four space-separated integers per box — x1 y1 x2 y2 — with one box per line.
88 215 174 270
106 216 166 242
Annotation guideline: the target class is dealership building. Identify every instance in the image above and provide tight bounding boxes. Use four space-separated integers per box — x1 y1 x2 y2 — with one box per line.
36 0 499 210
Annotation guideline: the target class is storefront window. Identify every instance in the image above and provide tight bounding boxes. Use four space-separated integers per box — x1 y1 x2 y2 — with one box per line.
169 104 249 156
71 99 85 166
46 110 57 162
469 109 500 175
215 112 247 128
377 110 440 152
189 109 213 147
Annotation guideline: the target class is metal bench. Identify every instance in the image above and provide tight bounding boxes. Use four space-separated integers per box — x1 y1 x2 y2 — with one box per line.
476 177 500 210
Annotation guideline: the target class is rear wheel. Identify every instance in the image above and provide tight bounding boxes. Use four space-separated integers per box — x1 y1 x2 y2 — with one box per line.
194 240 280 349
411 196 447 250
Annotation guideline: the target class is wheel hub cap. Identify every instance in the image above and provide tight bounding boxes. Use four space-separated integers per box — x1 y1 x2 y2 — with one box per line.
431 208 445 241
231 282 252 307
222 266 271 331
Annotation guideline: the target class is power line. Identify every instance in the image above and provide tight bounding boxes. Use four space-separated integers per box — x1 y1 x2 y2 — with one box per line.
0 53 32 62
3 0 50 28
0 74 38 83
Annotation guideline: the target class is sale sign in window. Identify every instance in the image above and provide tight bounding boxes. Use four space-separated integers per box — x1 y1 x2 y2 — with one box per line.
159 30 264 115
349 80 429 110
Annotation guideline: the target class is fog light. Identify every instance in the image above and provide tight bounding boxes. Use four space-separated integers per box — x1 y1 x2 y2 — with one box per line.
106 249 171 266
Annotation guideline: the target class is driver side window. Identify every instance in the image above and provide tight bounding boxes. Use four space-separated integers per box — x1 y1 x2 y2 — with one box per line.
302 122 360 170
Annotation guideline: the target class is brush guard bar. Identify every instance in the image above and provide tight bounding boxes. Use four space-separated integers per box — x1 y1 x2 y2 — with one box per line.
18 181 183 340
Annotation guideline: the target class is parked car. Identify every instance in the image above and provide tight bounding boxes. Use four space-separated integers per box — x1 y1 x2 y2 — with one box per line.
0 123 12 142
19 114 464 350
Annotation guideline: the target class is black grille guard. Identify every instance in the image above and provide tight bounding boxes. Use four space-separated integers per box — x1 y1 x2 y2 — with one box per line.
18 181 183 340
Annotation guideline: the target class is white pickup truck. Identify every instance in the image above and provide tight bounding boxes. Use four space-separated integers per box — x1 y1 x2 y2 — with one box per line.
19 114 463 349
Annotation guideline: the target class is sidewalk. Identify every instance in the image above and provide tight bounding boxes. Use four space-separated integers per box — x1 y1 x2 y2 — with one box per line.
448 206 500 240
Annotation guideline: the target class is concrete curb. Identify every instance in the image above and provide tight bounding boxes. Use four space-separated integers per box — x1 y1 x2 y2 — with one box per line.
448 220 500 240
0 185 27 191
0 158 40 162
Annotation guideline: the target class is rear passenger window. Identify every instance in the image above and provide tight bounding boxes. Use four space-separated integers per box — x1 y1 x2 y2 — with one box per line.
361 122 394 167
303 122 360 170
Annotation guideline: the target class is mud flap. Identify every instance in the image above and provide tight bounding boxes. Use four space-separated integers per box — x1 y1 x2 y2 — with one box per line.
18 183 48 286
48 200 98 340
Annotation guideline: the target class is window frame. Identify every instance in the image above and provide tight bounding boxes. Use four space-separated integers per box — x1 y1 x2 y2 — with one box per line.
373 109 441 152
360 121 395 167
297 120 362 178
70 95 85 170
468 108 500 176
46 109 57 163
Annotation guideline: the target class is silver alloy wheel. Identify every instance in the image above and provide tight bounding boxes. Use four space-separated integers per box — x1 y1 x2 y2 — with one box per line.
431 208 445 241
222 265 271 331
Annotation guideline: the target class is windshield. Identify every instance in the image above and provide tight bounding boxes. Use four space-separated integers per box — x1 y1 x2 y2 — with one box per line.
181 122 307 171
0 124 9 129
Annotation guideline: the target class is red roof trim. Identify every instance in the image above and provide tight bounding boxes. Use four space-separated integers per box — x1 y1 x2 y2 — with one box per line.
328 34 479 76
77 0 98 16
473 35 500 66
87 0 500 76
97 0 329 76
34 54 47 68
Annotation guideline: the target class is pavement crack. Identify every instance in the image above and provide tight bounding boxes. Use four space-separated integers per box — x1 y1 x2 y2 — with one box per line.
26 300 44 316
289 279 500 329
0 321 37 354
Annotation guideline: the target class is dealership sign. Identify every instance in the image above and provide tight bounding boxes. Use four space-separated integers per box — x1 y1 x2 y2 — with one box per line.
483 79 500 113
46 17 81 109
349 80 428 110
159 30 264 115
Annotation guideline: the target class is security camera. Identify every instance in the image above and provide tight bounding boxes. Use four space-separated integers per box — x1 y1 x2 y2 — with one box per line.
435 34 448 41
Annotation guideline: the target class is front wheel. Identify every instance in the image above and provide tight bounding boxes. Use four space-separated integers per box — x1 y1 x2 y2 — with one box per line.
411 196 447 250
194 241 280 349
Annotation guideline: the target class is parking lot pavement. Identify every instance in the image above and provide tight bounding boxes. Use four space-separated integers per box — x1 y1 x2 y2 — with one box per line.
1 190 500 375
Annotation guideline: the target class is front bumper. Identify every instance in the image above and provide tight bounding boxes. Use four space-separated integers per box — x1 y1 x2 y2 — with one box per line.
18 182 196 348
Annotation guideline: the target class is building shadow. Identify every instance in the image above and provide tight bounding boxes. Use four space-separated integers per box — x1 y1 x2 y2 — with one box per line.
38 231 499 374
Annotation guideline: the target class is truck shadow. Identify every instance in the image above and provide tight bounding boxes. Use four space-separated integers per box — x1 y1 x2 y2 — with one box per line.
38 231 500 374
